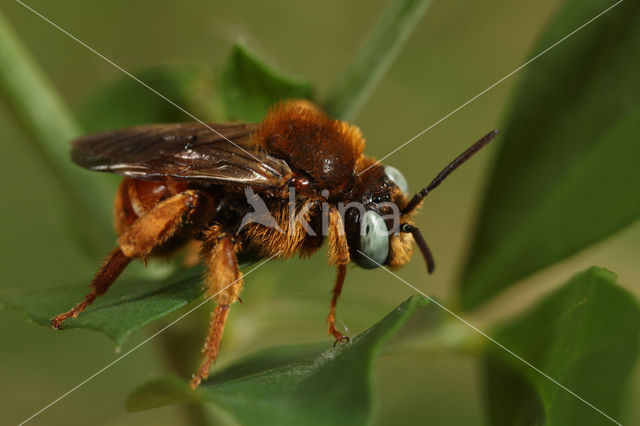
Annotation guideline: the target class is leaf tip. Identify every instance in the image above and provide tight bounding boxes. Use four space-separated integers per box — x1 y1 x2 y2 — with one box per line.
583 265 618 283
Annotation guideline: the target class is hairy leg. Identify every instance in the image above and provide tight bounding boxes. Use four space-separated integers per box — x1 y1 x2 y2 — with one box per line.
326 208 351 342
51 190 204 329
328 264 348 342
191 232 243 388
51 248 131 329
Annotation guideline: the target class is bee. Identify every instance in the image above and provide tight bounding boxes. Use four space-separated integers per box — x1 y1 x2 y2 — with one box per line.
51 100 496 388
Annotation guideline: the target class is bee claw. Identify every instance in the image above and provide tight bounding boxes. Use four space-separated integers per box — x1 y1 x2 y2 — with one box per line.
333 335 350 346
50 316 66 330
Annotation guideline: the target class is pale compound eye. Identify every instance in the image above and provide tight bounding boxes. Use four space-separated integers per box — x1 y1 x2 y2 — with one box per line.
384 166 408 194
357 210 389 269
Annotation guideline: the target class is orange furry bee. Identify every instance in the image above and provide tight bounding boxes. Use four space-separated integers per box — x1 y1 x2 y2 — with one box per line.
52 100 496 388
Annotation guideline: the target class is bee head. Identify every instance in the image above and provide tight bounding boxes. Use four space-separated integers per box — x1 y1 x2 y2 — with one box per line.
344 129 498 273
343 162 422 271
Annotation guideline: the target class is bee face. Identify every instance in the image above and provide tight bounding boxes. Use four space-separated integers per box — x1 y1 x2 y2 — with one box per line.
344 164 412 269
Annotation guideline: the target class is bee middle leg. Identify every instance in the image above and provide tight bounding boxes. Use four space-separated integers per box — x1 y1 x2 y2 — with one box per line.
51 190 205 329
191 231 243 389
327 208 351 343
328 264 349 343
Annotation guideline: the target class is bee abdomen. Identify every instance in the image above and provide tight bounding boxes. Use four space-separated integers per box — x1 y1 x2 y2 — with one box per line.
113 178 189 235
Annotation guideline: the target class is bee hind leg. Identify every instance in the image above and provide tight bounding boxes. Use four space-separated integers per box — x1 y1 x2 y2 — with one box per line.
51 190 205 329
191 232 243 389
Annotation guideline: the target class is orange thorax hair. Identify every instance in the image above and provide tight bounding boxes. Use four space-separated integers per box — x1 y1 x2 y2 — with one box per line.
252 101 365 199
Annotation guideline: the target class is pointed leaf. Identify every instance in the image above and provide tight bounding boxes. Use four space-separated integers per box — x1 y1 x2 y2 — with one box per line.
126 295 435 426
219 43 314 122
484 267 640 425
461 0 640 309
1 268 205 345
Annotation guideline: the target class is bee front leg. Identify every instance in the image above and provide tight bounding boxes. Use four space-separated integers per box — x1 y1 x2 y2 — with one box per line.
191 231 243 389
51 190 205 329
327 208 351 344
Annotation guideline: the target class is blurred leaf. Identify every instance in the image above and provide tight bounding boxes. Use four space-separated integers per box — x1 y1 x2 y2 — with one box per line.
80 63 222 132
460 0 640 309
484 267 639 425
0 9 113 255
324 0 432 121
81 43 315 129
220 43 314 122
1 268 205 346
127 295 432 426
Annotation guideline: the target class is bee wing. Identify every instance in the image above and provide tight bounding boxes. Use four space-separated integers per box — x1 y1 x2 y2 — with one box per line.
71 123 292 188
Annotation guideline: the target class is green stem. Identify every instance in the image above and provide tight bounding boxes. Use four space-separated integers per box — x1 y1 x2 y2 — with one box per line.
156 310 212 425
381 318 487 357
0 9 113 255
324 0 432 121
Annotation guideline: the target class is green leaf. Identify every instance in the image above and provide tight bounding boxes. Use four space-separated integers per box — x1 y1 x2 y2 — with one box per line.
484 267 640 425
0 9 113 255
126 295 433 426
1 268 205 346
460 0 640 309
80 64 222 132
324 0 432 121
220 43 314 122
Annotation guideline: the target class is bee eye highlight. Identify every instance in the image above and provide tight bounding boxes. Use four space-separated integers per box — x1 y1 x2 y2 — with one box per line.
384 166 408 193
357 210 389 269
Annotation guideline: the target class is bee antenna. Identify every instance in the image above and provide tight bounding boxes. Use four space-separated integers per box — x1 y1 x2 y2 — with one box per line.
403 129 498 214
401 224 435 274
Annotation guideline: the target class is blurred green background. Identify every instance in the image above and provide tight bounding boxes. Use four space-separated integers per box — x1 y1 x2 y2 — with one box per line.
1 0 638 424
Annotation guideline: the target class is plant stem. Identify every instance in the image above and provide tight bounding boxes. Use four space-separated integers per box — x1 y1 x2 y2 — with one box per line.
382 318 486 358
0 9 114 255
324 0 432 121
156 309 212 426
